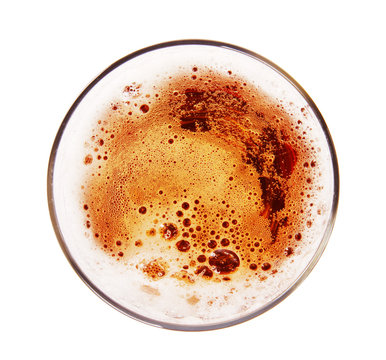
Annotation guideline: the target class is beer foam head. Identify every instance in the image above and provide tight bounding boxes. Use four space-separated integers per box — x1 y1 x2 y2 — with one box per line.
50 42 337 328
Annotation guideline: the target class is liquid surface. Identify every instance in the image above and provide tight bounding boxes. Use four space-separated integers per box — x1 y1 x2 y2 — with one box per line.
81 66 319 299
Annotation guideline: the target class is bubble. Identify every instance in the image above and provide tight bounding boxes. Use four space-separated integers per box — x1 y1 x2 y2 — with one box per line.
146 228 156 236
195 266 213 278
183 218 191 227
261 263 271 271
220 238 230 247
176 240 191 252
140 104 149 113
138 206 147 214
182 202 190 210
160 223 178 240
84 154 93 165
209 249 240 274
207 240 217 249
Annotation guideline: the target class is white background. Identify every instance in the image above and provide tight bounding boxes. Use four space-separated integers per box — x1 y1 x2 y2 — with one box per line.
1 1 385 359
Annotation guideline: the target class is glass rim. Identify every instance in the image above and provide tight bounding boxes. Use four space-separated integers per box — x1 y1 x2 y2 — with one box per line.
47 39 339 331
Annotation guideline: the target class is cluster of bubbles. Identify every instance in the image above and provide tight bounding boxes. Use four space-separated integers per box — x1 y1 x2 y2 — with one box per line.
81 65 320 285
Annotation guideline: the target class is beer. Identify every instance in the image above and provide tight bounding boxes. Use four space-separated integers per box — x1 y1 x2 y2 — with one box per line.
49 42 337 329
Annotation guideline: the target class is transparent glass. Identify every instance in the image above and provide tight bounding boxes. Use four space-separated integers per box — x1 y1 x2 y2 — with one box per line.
48 40 339 331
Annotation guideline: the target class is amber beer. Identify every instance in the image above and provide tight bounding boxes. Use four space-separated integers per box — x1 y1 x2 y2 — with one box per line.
50 42 336 328
82 67 323 317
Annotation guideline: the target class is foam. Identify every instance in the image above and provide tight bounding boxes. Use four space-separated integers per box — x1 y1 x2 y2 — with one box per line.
52 45 334 326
